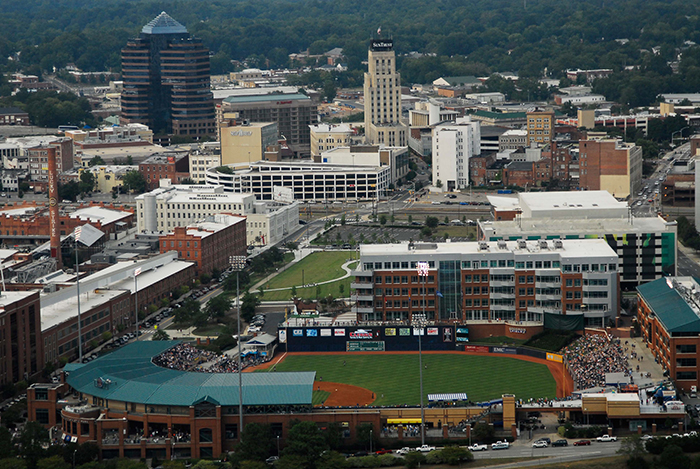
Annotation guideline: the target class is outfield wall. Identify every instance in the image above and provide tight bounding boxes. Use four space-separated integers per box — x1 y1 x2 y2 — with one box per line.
279 325 464 352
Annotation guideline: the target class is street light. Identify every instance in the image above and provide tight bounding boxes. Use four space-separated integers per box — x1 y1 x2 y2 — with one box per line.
416 261 429 446
277 435 280 456
671 126 690 146
230 255 247 439
74 227 83 363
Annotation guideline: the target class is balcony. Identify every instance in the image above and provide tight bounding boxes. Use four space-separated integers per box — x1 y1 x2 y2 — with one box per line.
351 282 373 290
352 306 374 314
353 294 373 302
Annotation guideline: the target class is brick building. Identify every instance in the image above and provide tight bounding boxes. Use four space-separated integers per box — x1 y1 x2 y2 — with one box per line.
139 153 190 190
662 174 694 207
0 107 30 126
0 204 133 243
579 138 642 199
352 239 619 327
502 161 534 187
469 154 497 186
0 291 42 385
27 139 74 185
637 277 700 391
526 108 554 146
159 214 246 276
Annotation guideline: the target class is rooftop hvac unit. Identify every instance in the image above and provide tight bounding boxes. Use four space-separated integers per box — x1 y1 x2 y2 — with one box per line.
517 239 527 249
497 240 507 250
538 240 548 250
553 239 563 249
478 241 489 251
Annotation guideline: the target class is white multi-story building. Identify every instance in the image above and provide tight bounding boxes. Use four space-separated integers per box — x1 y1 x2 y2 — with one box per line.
432 117 481 192
135 180 299 246
205 161 390 202
188 152 221 183
320 145 409 185
364 38 407 147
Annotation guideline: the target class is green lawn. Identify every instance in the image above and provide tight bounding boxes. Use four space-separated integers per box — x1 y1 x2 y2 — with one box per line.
262 251 356 290
271 354 555 405
261 278 352 301
312 390 331 406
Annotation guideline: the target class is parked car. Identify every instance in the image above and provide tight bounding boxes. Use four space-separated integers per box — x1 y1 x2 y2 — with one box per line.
416 444 436 452
573 440 591 446
265 456 279 465
532 440 548 448
395 447 411 455
491 441 509 450
597 435 617 442
640 435 654 441
537 438 551 445
552 439 568 447
468 443 488 452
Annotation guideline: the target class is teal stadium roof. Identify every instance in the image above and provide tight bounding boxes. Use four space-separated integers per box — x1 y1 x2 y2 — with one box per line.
222 93 310 104
142 12 188 35
64 341 315 406
637 277 700 334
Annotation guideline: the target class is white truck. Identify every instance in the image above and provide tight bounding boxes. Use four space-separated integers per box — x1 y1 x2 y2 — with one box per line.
491 441 510 450
416 444 436 452
596 435 617 442
468 443 488 452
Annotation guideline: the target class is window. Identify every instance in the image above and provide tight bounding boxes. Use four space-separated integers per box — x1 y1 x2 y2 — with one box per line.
677 344 697 354
35 409 49 425
677 371 697 380
34 389 48 401
199 428 213 443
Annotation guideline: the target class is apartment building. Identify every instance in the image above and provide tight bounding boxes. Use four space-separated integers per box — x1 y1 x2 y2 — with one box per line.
432 117 481 191
352 239 619 327
526 108 555 147
138 153 190 190
188 152 221 183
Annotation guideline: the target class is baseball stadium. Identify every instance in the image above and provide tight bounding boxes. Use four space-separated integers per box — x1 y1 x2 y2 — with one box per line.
27 322 688 461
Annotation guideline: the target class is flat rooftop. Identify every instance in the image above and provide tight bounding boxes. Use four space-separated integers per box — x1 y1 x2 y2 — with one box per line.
519 190 628 212
41 288 126 331
480 215 672 238
70 207 132 226
359 238 617 260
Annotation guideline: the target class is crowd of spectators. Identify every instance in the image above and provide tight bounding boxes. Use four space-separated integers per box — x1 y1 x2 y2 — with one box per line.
563 334 629 389
152 343 218 371
153 343 271 373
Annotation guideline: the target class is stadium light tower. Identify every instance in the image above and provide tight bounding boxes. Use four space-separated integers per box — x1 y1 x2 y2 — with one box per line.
230 255 247 438
74 226 83 363
416 261 429 445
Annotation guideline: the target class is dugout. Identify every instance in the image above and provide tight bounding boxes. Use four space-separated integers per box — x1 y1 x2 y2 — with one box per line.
279 325 461 352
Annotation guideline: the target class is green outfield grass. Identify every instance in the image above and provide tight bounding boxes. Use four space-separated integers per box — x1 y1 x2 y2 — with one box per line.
261 278 352 301
263 251 356 290
312 390 331 406
271 354 556 406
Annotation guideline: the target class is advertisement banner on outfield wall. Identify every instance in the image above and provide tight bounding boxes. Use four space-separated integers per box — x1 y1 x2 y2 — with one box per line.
334 329 346 336
320 329 332 337
278 330 287 343
464 345 489 353
546 352 563 363
491 346 517 354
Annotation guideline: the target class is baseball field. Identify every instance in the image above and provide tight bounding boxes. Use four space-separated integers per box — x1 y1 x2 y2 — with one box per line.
268 352 557 406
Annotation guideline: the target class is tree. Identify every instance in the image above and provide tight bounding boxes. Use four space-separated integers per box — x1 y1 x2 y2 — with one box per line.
58 181 81 202
472 422 495 442
283 421 329 467
425 216 438 228
658 444 690 469
238 462 267 469
206 294 232 319
379 214 387 225
37 456 69 469
240 292 260 322
88 156 105 166
316 451 348 469
403 452 426 469
236 423 274 461
122 171 146 194
0 428 13 459
17 421 49 468
338 284 344 296
274 455 308 469
439 446 472 465
152 329 170 341
0 459 26 469
79 170 95 194
290 285 297 299
436 179 443 188
355 423 378 451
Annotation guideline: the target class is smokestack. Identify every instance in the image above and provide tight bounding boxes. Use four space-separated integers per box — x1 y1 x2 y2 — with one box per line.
47 147 61 269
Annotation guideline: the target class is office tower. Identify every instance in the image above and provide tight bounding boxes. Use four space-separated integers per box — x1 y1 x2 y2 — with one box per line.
121 12 215 137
